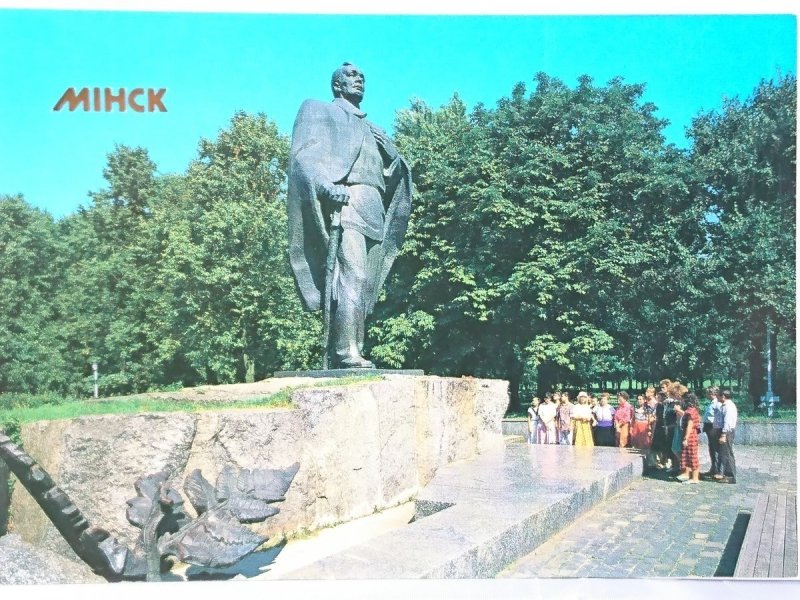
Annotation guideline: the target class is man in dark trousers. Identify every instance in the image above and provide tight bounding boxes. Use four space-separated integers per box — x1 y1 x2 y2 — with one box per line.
287 63 412 368
702 386 722 476
715 389 738 484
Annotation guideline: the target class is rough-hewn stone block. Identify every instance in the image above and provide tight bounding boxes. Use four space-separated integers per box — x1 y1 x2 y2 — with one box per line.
7 375 507 563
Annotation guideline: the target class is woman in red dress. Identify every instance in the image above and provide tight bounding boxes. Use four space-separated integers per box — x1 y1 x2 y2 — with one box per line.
678 394 701 484
630 394 652 450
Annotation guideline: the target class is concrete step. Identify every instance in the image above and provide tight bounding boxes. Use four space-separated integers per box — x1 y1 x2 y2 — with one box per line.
281 443 641 578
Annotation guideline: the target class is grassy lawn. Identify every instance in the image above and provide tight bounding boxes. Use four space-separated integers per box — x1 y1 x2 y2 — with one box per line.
0 374 383 443
736 405 797 422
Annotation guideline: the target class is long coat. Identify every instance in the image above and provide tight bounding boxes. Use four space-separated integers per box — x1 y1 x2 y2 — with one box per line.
287 98 412 314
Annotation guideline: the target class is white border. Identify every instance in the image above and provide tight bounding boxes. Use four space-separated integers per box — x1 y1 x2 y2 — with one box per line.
0 0 797 15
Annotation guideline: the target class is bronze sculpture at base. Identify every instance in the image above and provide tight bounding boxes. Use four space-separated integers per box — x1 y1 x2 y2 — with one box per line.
0 431 298 582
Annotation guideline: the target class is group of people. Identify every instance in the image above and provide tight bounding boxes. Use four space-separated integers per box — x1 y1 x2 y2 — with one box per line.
526 380 739 484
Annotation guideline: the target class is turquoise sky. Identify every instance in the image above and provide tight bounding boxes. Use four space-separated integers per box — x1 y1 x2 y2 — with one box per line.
0 11 796 217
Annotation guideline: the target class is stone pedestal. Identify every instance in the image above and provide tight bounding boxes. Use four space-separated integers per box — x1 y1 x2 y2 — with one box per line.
8 375 508 563
273 368 424 378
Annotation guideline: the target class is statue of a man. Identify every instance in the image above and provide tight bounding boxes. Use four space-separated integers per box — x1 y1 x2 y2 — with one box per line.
287 63 412 368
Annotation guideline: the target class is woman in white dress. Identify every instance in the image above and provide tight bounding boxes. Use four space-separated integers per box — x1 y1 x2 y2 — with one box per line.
538 394 558 444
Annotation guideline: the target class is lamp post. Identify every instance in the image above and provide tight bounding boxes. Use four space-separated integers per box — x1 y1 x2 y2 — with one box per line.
92 363 98 399
760 320 779 417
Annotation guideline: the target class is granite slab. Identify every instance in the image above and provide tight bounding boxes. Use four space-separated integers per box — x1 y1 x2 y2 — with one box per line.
272 369 425 378
281 443 640 579
0 534 103 584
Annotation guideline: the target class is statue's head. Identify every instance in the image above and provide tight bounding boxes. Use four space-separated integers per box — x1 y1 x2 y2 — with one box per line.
331 62 365 105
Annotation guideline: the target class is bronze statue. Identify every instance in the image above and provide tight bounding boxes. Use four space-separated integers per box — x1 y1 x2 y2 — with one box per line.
287 63 412 369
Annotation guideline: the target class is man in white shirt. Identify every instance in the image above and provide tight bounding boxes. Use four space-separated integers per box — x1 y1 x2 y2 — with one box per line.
527 397 541 444
715 389 738 484
703 386 722 476
592 393 616 447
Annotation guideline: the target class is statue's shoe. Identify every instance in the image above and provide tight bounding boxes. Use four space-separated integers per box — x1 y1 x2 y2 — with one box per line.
336 356 376 369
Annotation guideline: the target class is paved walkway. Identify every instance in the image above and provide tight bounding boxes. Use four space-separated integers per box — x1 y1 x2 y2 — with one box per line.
499 445 797 578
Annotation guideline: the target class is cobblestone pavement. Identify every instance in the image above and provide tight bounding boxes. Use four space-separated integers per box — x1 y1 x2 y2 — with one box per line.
499 445 797 578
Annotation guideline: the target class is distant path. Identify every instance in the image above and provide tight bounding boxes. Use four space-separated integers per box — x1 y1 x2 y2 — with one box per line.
499 445 796 578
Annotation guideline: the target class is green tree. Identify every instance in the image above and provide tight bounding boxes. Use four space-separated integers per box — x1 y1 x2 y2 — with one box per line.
12 115 321 396
150 112 319 384
689 74 796 405
373 74 702 405
54 145 162 394
0 196 68 392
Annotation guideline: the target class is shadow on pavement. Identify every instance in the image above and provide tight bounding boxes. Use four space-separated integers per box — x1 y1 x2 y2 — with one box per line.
714 512 750 577
641 467 683 481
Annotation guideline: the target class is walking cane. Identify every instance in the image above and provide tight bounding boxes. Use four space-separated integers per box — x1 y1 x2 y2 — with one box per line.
322 205 343 369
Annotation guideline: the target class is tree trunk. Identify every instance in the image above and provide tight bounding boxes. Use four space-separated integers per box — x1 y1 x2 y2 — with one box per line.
506 356 526 415
770 326 778 394
747 323 766 408
244 352 255 384
508 376 520 415
536 362 557 401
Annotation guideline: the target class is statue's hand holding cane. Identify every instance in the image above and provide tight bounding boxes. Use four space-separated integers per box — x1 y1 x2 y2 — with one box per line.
322 183 350 206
